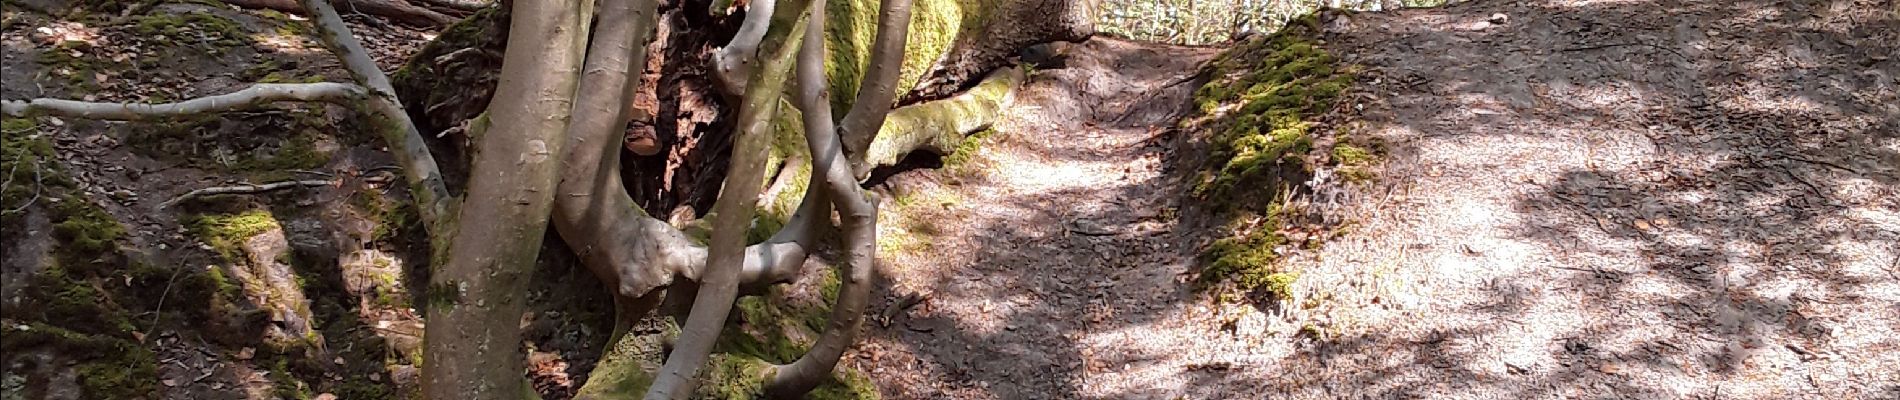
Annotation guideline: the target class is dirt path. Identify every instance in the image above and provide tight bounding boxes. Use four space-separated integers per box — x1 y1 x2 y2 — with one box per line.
857 1 1900 398
857 37 1228 398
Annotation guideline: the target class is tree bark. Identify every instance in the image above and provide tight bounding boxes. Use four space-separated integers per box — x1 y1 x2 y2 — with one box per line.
642 0 810 398
903 0 1094 102
764 2 877 394
837 0 913 177
549 0 667 298
299 0 455 238
418 0 593 398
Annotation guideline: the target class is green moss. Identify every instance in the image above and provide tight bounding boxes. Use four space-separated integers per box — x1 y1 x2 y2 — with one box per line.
0 322 158 400
352 189 418 242
700 354 773 399
940 127 996 171
1190 21 1353 202
698 267 873 398
270 358 315 400
187 209 281 261
1331 142 1378 182
127 12 249 51
1197 209 1299 299
822 0 993 112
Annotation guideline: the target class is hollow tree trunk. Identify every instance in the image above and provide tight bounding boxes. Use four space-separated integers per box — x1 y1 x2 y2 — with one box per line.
418 0 593 398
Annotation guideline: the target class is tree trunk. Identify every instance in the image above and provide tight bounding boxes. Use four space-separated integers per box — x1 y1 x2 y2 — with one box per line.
419 0 593 399
903 0 1096 102
642 0 811 397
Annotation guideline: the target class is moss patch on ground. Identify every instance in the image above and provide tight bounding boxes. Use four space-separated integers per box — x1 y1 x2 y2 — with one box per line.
697 268 878 399
187 209 281 261
1186 14 1372 301
1191 16 1352 201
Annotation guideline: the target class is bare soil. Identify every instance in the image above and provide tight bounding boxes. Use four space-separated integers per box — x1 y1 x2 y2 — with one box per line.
857 1 1900 398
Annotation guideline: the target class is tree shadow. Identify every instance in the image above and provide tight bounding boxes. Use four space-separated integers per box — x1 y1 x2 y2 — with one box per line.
1175 0 1899 397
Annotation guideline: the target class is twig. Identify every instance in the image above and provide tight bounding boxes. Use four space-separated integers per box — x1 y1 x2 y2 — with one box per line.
2 83 366 120
142 265 187 342
1560 42 1690 59
160 180 336 208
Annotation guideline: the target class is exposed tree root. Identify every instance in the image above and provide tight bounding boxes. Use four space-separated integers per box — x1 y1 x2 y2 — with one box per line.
863 66 1022 174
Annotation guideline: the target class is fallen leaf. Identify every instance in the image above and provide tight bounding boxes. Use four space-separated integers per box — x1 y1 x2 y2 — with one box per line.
1634 220 1653 230
1600 362 1623 374
236 347 255 360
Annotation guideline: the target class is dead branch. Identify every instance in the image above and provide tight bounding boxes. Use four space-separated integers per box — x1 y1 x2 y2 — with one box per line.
160 180 337 208
222 0 459 27
2 83 365 120
643 1 810 398
299 0 455 237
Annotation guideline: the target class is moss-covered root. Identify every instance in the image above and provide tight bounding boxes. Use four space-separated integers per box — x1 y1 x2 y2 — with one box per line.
858 66 1023 174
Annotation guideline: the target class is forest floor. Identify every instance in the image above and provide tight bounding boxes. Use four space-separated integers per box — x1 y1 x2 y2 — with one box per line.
2 0 1896 399
857 0 1900 398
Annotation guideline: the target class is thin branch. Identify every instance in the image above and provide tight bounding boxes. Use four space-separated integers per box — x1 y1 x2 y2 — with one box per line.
711 0 779 95
764 1 877 394
299 0 455 237
837 0 915 177
643 0 810 398
2 83 365 120
160 180 336 208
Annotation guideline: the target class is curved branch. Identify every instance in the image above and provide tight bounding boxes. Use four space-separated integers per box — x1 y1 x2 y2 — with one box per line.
299 0 455 238
837 0 914 177
643 1 811 398
2 83 365 119
548 0 819 300
711 0 779 95
764 1 877 394
550 0 669 295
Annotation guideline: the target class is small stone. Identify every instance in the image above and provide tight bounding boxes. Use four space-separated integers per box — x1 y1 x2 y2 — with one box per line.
334 356 346 365
316 394 337 400
1489 13 1508 24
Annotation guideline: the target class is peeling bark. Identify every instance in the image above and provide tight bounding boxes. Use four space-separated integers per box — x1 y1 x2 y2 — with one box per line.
418 0 593 398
